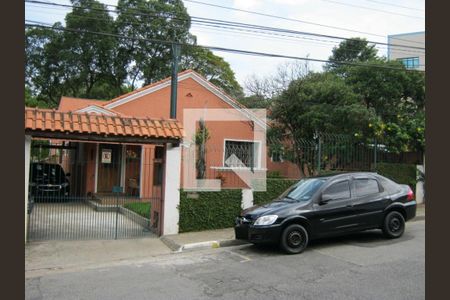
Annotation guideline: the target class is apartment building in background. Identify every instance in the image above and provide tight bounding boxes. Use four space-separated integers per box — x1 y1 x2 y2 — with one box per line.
388 31 425 71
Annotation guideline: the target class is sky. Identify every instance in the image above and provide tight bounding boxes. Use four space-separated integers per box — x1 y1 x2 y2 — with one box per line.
25 0 425 93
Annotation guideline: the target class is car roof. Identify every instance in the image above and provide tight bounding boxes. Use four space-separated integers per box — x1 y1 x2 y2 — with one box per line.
309 172 379 180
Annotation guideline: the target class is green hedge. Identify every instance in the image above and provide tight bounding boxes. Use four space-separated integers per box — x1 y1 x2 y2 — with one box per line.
123 202 151 219
376 163 416 188
179 189 242 233
253 179 298 206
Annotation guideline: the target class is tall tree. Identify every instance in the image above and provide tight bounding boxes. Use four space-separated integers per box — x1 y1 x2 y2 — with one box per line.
271 72 376 176
242 60 309 108
25 0 243 107
25 0 121 106
327 39 425 153
325 37 378 73
26 24 67 107
64 0 124 99
116 0 194 88
181 46 244 99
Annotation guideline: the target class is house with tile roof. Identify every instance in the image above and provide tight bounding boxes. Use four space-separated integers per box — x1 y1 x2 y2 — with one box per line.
24 69 301 240
54 69 300 195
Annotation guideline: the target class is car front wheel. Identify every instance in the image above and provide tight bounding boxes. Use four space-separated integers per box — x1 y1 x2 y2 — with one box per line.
382 211 405 238
280 224 309 254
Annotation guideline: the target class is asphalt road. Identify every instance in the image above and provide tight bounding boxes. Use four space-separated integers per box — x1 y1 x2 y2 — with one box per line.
26 220 425 300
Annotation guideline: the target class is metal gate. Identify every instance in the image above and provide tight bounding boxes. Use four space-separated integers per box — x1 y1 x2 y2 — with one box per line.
27 140 164 241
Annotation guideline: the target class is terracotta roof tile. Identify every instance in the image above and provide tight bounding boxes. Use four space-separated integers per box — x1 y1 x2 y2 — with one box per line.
25 107 183 140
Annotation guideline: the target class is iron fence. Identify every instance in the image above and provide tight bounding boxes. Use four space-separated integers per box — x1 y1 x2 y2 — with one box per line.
269 133 423 176
181 133 423 190
27 139 164 241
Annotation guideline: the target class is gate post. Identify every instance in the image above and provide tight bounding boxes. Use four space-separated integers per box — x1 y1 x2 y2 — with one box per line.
162 143 181 235
25 135 31 243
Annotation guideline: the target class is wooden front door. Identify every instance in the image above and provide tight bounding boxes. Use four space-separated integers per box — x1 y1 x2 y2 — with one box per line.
97 144 122 193
125 145 141 196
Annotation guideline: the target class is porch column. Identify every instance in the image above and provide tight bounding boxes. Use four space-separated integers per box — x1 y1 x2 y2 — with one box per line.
25 135 31 243
162 143 181 235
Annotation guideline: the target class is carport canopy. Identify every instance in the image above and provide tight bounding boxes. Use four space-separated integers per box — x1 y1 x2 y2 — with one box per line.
24 107 184 241
24 107 184 144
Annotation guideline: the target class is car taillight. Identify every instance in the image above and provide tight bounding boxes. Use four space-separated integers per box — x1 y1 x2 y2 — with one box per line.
407 188 415 201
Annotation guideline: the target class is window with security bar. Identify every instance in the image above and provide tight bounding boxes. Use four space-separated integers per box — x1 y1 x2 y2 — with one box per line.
224 140 259 168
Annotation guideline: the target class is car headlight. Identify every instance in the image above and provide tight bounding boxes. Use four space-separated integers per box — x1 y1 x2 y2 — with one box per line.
254 215 278 226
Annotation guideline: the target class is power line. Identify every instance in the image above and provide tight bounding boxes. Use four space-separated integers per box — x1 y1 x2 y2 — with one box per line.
190 23 424 56
183 0 425 46
26 4 389 56
25 21 424 73
26 5 423 59
27 4 424 56
320 0 424 19
362 0 424 12
25 0 425 53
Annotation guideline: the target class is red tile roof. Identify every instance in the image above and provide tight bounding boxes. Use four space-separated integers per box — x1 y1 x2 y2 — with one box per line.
25 107 183 140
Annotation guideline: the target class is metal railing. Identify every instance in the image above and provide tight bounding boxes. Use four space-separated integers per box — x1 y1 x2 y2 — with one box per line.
27 140 163 241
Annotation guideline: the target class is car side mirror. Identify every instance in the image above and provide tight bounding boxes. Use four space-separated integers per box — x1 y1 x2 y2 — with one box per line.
320 194 332 205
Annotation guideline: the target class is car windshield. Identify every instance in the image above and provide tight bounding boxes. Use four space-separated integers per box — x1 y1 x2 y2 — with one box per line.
282 178 327 202
32 163 66 183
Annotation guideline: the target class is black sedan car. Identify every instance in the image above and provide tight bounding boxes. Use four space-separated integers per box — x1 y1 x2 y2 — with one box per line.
235 172 416 254
29 162 70 201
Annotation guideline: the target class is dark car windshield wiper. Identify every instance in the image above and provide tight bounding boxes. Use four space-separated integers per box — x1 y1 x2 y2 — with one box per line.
283 196 298 202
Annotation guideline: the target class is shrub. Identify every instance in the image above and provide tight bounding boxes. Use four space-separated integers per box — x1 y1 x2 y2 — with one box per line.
267 171 284 178
253 179 298 206
376 163 417 189
179 189 242 232
123 202 151 219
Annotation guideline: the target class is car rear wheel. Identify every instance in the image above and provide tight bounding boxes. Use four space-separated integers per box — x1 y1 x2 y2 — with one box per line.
280 224 309 254
382 211 405 239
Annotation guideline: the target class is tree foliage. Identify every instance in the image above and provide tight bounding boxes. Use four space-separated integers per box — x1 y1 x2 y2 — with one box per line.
242 60 310 108
325 37 378 73
270 72 376 175
25 0 243 107
264 38 425 174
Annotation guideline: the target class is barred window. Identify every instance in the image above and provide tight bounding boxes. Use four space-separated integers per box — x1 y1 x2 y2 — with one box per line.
224 140 258 168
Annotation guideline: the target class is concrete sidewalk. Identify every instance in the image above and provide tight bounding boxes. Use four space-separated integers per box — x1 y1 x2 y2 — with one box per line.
414 203 425 221
26 204 425 277
25 237 173 277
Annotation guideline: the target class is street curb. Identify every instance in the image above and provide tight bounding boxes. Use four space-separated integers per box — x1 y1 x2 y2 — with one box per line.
183 239 249 250
160 236 249 252
160 236 183 252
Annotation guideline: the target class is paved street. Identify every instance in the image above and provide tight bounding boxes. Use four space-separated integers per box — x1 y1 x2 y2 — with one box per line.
26 220 424 300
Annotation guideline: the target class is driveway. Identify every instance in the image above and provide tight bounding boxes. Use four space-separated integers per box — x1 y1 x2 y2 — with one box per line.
28 202 156 241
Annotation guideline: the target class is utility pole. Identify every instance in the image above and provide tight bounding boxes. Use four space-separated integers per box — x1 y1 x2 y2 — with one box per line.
170 43 181 119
